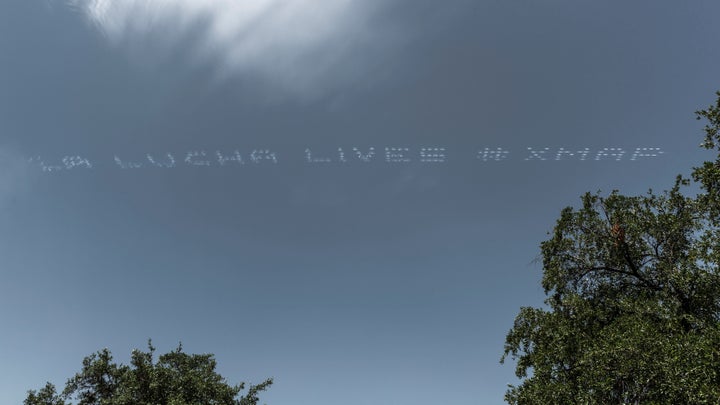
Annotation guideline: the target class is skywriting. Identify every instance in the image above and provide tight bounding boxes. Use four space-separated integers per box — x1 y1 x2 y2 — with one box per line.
26 146 665 172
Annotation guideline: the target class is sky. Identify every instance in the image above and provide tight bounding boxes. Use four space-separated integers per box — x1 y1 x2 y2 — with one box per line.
0 0 719 404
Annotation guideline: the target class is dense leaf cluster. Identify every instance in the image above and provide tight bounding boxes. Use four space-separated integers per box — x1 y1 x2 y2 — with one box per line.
501 91 720 404
25 341 272 405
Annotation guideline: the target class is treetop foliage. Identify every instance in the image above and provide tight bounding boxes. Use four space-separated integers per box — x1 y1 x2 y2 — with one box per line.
24 340 273 405
501 91 720 404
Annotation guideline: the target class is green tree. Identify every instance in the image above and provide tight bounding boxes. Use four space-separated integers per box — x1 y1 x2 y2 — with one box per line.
24 341 273 405
501 91 720 404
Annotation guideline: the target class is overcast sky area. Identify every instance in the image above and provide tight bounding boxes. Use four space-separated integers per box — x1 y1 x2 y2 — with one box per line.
1 1 719 404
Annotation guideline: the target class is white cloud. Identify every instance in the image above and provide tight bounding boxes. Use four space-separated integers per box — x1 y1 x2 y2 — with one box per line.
67 0 398 97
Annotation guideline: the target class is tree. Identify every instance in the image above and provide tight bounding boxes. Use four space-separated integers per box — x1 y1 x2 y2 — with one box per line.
24 341 273 405
501 91 720 404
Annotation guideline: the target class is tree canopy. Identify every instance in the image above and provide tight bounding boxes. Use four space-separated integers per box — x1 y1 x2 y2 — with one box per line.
24 341 272 405
501 91 720 404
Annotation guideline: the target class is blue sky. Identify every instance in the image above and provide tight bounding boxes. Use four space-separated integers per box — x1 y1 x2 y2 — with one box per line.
1 1 719 404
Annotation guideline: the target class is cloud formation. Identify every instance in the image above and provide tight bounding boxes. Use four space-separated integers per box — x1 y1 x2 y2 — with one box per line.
67 0 396 96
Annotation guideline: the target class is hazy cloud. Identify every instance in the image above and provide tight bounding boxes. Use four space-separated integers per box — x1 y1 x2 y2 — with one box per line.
66 0 400 97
